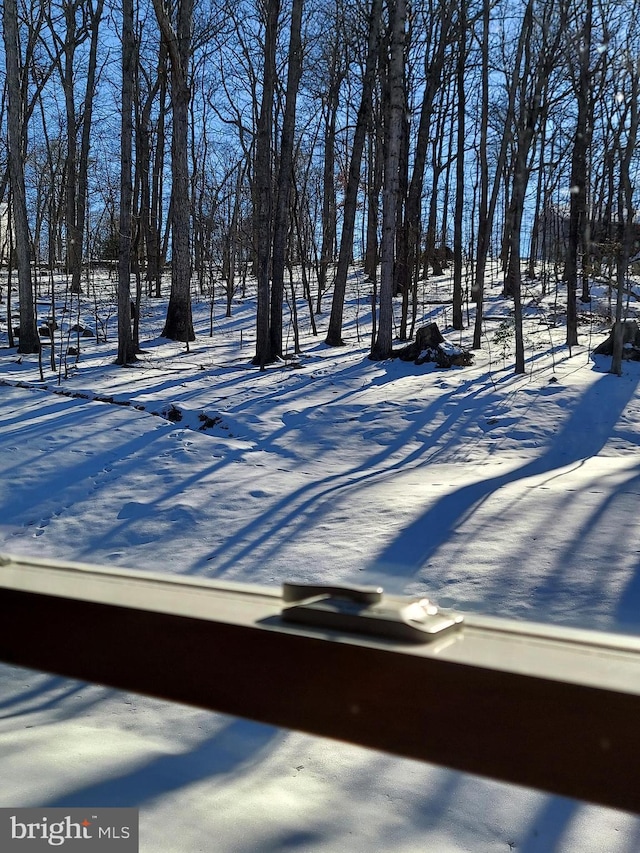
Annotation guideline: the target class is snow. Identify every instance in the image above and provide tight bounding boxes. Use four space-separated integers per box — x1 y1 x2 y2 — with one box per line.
1 269 640 850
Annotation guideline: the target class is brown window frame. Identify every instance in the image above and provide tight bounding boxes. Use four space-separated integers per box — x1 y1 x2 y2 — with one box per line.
1 552 639 813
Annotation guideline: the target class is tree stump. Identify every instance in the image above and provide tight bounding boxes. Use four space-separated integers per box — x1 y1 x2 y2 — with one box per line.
395 323 473 367
593 320 640 359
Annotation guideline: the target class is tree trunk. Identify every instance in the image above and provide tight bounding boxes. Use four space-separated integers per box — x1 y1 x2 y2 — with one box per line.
472 0 532 324
508 184 526 374
364 108 383 284
117 0 136 365
73 0 105 296
62 1 81 293
472 0 489 349
325 0 383 346
503 0 566 371
3 0 39 353
611 68 638 376
138 69 162 299
252 0 280 366
371 0 406 360
152 0 195 342
527 93 547 281
227 159 246 318
452 0 466 331
394 61 409 311
148 44 168 297
269 0 304 361
404 2 454 290
564 0 593 350
318 41 343 297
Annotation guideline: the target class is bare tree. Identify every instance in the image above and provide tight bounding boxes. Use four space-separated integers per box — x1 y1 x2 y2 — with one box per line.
452 0 466 330
317 1 348 300
269 0 304 361
564 0 597 349
325 0 383 346
136 38 165 299
252 0 280 367
3 0 39 353
611 48 640 375
471 0 489 349
152 0 196 342
398 0 455 333
371 0 406 360
503 0 567 373
116 0 136 365
42 1 104 295
364 90 383 287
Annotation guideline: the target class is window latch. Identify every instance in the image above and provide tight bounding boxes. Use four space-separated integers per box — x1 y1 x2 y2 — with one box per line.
281 582 463 643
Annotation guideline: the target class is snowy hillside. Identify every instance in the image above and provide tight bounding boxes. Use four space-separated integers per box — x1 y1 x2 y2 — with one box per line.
1 267 640 851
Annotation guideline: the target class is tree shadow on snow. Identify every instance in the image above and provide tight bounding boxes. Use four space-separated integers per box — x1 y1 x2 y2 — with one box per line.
43 717 280 809
370 368 640 593
0 672 108 723
616 556 640 630
192 366 513 577
514 796 578 853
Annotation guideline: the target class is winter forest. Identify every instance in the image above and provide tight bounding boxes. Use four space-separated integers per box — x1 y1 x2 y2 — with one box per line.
3 0 640 851
2 0 640 371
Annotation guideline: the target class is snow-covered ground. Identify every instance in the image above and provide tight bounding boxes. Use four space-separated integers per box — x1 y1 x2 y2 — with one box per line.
1 267 640 851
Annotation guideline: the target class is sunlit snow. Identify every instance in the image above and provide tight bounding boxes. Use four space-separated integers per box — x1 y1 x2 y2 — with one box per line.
1 266 639 851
